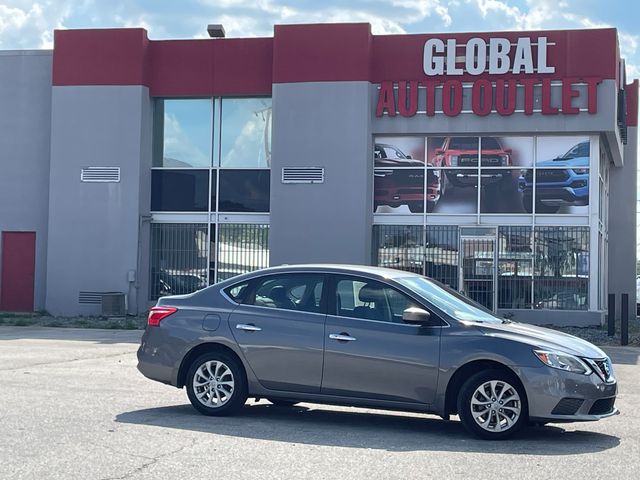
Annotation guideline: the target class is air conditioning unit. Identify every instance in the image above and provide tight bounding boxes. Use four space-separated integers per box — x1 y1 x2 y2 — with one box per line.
101 293 127 317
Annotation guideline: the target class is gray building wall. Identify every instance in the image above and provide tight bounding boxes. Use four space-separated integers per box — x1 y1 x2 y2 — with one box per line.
608 125 638 320
270 81 373 266
0 51 52 310
46 86 152 316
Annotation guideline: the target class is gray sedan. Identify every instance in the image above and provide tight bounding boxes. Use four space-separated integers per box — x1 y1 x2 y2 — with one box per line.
137 264 618 439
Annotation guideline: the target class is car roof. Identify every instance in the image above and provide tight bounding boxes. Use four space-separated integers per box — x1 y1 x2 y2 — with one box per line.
221 264 419 284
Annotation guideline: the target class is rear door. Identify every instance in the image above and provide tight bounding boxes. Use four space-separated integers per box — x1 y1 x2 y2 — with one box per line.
228 273 326 393
321 275 442 405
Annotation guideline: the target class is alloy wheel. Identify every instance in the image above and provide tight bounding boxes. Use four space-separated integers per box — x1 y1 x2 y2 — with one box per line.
192 360 235 408
470 380 521 432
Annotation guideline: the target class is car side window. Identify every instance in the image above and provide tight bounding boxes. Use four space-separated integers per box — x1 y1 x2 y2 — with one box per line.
334 277 421 324
224 281 250 303
245 274 325 314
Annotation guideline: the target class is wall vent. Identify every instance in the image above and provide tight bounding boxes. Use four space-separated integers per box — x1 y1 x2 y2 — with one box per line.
78 291 120 304
81 167 121 183
281 167 324 184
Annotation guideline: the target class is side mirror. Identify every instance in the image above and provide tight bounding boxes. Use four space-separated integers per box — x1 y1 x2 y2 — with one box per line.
406 154 412 159
402 307 432 325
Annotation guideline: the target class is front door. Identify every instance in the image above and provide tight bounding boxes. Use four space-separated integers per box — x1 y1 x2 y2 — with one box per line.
228 273 326 393
321 275 441 405
459 235 496 310
0 232 36 312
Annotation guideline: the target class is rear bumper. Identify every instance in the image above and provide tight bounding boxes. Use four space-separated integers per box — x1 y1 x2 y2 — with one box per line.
136 328 178 386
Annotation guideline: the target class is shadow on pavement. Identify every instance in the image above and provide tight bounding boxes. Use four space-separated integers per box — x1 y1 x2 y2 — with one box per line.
0 326 142 344
116 403 620 454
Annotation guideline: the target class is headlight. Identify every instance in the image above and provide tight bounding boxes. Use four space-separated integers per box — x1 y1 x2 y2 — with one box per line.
449 155 459 166
533 350 592 375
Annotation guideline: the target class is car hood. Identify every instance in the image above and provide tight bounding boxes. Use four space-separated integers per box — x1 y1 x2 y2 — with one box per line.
477 321 607 359
537 155 589 168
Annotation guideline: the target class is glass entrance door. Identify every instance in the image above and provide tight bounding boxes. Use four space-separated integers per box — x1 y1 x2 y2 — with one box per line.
460 236 496 311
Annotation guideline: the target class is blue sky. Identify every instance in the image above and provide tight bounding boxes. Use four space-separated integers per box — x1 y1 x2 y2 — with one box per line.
0 0 638 78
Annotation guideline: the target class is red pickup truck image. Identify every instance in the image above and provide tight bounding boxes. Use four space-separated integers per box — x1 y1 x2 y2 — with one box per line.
374 143 441 213
432 137 512 187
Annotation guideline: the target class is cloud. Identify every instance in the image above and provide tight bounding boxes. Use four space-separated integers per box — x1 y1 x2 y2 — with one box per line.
0 1 73 48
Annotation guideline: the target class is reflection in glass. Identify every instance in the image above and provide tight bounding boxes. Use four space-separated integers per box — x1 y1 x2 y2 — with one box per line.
217 224 269 282
481 169 528 214
533 227 589 310
425 226 459 289
151 170 209 212
220 98 272 168
218 170 270 212
373 225 424 274
374 168 425 213
498 226 533 309
155 99 212 167
150 223 208 300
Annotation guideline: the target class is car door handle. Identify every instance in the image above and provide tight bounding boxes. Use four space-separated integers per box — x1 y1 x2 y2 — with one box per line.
329 333 356 342
236 323 262 332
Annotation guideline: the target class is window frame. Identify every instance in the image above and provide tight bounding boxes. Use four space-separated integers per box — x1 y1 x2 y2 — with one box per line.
224 273 329 315
326 274 447 327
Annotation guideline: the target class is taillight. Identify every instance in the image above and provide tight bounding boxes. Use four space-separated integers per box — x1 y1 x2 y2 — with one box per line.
147 306 177 326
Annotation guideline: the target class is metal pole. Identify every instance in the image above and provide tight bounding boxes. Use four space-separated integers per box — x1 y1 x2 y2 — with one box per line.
607 293 615 337
621 293 629 346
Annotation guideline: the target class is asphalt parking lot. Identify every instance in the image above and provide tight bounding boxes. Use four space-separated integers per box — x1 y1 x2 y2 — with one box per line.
0 326 639 479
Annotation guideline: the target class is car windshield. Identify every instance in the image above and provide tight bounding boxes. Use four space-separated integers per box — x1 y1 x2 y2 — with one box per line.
559 142 589 160
481 138 501 149
448 137 479 150
396 276 503 324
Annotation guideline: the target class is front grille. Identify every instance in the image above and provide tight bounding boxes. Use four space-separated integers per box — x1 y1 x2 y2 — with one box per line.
551 397 584 415
589 398 615 415
586 358 615 383
458 155 478 166
536 170 569 182
480 155 504 166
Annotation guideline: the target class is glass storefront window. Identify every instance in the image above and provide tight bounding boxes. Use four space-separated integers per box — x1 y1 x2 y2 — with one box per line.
154 99 212 168
435 170 478 214
217 224 270 282
498 226 533 309
374 168 425 214
480 169 530 214
425 226 459 289
533 226 589 310
220 98 272 168
151 170 209 212
149 223 208 300
373 225 424 274
218 170 270 212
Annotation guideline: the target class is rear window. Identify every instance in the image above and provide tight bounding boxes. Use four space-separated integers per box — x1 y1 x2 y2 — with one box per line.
224 281 250 303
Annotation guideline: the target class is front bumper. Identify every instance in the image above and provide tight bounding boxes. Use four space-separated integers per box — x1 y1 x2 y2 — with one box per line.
518 366 618 423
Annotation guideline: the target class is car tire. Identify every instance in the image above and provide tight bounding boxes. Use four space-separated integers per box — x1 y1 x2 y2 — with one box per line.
267 398 299 407
185 351 248 416
457 369 528 440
